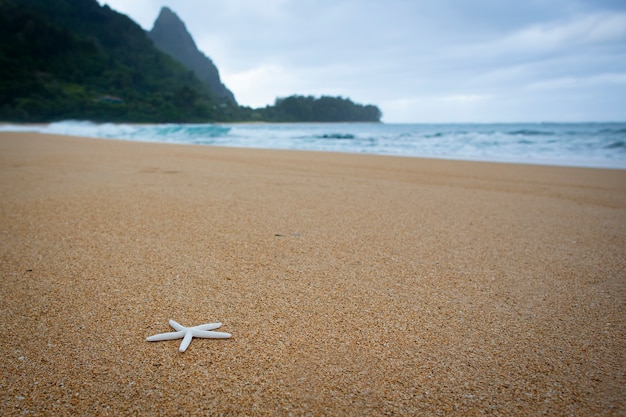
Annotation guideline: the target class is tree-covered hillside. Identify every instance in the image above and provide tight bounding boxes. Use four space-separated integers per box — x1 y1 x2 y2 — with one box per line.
259 95 382 122
0 0 234 122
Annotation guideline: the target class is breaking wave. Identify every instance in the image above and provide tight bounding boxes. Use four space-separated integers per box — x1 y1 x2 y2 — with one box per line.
1 121 624 169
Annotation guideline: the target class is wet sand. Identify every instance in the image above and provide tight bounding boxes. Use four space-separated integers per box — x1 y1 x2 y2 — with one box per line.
1 132 625 415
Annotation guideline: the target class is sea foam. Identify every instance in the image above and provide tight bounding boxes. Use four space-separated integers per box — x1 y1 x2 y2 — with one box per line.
1 121 624 169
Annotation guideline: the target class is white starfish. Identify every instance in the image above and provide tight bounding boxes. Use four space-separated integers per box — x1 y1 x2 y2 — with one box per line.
146 320 231 352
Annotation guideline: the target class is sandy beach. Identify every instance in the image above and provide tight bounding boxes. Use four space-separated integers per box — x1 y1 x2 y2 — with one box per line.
1 132 624 416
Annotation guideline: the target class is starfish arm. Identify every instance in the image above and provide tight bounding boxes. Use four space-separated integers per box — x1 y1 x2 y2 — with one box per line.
168 320 185 331
146 330 185 342
192 330 232 339
193 323 223 331
179 331 194 352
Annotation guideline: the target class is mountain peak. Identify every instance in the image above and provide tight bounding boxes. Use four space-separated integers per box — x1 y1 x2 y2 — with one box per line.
149 7 236 104
151 7 195 49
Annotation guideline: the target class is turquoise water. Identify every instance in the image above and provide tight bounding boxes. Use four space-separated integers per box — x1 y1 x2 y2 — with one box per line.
2 121 625 169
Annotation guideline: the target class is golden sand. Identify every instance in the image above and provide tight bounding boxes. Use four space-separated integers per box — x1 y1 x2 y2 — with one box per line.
1 132 625 415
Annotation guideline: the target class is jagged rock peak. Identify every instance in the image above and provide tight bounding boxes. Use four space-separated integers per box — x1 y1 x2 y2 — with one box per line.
150 7 197 52
149 6 237 104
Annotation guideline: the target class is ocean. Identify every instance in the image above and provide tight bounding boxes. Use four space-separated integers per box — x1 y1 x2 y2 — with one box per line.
2 121 625 169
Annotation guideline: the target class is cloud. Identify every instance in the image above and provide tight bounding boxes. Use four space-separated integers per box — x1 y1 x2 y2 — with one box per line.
99 0 157 29
438 94 494 103
222 65 300 107
461 12 626 60
526 72 626 91
381 94 498 123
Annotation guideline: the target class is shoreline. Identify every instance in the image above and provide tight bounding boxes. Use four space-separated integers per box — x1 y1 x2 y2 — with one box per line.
1 132 625 415
4 130 626 175
1 122 624 170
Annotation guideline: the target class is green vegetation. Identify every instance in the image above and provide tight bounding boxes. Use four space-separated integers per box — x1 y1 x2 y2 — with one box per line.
234 95 382 123
260 95 382 122
0 0 381 123
0 0 233 122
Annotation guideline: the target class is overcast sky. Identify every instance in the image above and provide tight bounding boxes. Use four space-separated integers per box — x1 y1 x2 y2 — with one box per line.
96 0 626 123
